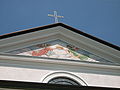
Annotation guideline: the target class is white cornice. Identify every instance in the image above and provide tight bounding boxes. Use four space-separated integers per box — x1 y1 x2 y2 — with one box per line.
0 53 119 70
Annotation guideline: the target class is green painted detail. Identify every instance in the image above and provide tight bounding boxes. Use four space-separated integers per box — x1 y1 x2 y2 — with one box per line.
69 49 78 56
69 49 88 61
79 55 88 60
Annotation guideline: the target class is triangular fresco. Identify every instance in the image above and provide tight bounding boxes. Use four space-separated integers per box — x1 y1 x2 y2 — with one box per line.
7 40 112 63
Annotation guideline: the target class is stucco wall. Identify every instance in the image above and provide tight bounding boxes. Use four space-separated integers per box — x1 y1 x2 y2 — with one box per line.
0 65 120 88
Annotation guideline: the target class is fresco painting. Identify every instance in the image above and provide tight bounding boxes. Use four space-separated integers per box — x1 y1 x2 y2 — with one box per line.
7 40 112 63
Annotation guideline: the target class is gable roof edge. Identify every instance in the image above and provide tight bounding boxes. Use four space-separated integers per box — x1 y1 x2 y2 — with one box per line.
59 23 120 51
0 23 119 51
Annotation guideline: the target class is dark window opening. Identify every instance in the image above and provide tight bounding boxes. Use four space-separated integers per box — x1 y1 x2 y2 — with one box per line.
48 77 80 86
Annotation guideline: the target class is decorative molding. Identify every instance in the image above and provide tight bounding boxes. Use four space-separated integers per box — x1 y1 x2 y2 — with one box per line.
42 71 87 86
0 53 119 70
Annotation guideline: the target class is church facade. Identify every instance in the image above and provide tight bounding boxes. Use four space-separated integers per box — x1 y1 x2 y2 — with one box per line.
0 23 120 88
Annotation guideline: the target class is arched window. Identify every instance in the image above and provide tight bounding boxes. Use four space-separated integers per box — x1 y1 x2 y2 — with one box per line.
42 72 87 86
48 77 80 86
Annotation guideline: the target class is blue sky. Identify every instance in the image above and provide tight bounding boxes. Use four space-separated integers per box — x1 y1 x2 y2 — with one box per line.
0 0 120 46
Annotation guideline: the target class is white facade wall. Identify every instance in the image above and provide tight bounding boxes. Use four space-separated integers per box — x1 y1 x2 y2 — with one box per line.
0 58 120 88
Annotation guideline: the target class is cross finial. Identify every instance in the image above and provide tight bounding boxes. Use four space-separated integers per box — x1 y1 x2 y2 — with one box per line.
48 11 64 23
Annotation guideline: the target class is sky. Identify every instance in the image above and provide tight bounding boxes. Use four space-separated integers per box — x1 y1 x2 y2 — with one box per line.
0 0 120 46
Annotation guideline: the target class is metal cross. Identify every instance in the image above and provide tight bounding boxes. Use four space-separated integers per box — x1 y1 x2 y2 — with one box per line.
48 11 64 23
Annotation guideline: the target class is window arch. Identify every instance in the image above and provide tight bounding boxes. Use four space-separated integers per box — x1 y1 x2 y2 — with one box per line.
42 72 87 86
48 77 80 85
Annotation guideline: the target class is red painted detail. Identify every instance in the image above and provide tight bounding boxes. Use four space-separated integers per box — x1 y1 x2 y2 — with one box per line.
32 48 53 56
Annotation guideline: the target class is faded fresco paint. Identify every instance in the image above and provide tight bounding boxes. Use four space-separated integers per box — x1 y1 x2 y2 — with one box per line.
7 40 112 63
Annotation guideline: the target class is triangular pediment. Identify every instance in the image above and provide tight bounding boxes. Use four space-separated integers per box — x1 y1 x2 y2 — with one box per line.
6 40 113 63
0 23 119 64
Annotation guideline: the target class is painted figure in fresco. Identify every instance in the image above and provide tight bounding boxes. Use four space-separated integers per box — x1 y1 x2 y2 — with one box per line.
16 42 99 62
48 45 71 59
17 44 89 61
31 48 53 56
43 44 81 60
25 44 80 60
